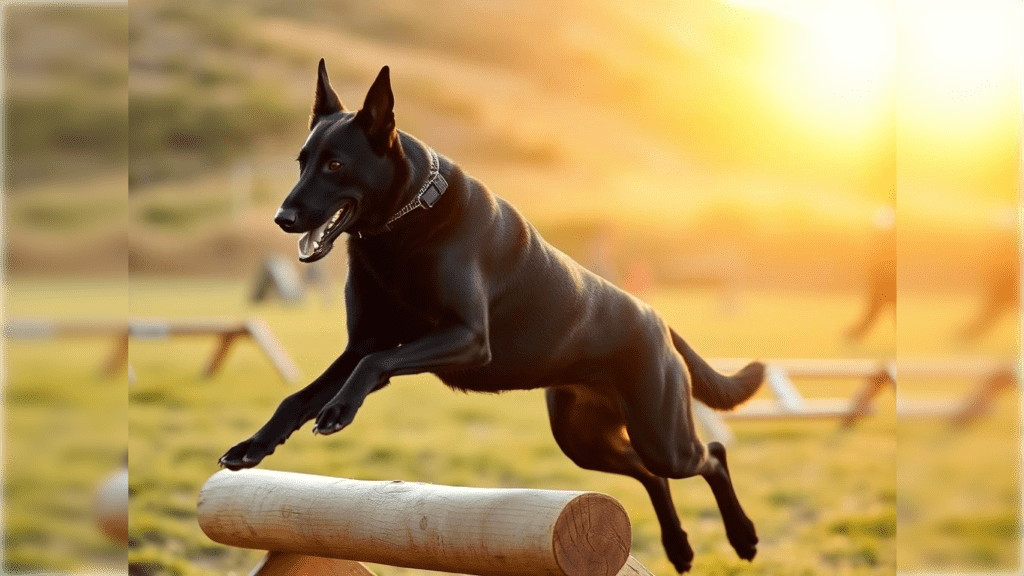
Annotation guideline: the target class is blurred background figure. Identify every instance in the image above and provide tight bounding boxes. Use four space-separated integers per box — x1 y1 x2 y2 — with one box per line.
846 204 896 342
955 208 1019 343
894 2 1021 574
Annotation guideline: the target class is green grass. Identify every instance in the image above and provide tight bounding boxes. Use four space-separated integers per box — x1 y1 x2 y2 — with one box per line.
3 279 128 573
5 278 1020 574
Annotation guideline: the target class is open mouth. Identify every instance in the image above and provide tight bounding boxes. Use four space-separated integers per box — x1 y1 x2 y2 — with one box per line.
297 201 355 263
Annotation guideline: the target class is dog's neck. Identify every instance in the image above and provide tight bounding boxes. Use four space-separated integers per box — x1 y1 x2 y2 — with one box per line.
357 138 448 238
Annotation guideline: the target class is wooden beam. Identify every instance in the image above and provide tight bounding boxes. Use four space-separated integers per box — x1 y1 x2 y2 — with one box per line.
198 470 632 576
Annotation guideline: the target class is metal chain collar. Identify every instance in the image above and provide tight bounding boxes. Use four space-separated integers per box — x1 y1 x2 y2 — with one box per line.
359 149 448 237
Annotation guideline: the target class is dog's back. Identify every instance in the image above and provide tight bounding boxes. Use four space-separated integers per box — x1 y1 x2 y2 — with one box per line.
419 161 671 390
422 156 763 411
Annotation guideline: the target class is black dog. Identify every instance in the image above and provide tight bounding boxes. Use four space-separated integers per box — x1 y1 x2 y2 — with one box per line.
220 61 765 572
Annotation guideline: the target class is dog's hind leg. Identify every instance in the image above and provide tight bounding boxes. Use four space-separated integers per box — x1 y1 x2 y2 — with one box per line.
546 386 695 573
615 347 758 562
701 441 758 561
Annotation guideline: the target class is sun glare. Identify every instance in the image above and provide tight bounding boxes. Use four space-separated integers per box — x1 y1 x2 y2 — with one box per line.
725 0 892 123
723 0 1021 164
897 1 1022 137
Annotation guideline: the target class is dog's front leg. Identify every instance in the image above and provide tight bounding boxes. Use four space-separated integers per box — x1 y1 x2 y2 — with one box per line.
313 324 491 434
219 345 371 469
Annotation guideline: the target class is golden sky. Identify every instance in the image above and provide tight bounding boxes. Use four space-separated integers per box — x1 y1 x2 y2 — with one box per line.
723 0 1021 199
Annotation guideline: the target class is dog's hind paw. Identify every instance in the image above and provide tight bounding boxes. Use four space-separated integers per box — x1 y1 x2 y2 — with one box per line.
726 518 758 562
663 532 694 573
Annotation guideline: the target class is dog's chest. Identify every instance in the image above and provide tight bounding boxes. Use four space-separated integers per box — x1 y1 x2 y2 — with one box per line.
350 243 444 319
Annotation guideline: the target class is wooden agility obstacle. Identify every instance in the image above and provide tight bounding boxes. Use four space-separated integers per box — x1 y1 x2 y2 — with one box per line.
695 358 895 444
130 317 301 383
4 319 131 377
696 357 1016 444
894 357 1017 426
197 469 652 576
251 255 336 306
5 317 301 383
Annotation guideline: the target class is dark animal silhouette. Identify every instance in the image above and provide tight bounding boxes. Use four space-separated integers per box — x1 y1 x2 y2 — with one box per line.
219 62 765 572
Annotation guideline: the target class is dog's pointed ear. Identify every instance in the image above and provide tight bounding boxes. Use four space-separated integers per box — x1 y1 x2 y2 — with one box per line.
310 58 345 130
355 66 397 153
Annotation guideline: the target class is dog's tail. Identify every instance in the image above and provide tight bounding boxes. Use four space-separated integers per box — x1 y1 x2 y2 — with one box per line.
670 328 764 410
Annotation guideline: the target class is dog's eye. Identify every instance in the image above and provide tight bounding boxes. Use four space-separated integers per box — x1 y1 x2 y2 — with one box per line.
327 160 343 172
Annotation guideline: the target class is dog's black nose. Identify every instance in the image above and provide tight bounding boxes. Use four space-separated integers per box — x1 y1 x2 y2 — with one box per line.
275 207 299 231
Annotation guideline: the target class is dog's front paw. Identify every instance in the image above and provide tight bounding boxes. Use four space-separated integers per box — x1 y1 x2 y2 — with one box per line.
313 402 358 435
218 436 280 470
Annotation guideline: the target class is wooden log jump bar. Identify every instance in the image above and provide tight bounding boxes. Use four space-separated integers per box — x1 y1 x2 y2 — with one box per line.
198 469 646 576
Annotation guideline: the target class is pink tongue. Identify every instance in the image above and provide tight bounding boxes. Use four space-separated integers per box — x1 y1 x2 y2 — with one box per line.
298 233 314 257
298 219 330 258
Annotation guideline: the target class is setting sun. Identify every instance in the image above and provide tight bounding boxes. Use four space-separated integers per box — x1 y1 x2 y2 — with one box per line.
724 0 1020 198
897 1 1022 145
724 0 893 136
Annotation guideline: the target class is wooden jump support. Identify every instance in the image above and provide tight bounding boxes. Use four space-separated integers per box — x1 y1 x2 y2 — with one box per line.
696 357 1017 444
197 469 653 576
5 317 301 383
694 358 895 444
894 357 1017 426
130 317 301 383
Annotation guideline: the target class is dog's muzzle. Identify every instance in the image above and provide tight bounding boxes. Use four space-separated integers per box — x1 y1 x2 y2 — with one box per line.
297 201 354 263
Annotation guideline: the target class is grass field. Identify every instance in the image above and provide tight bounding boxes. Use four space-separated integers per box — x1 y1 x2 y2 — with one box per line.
3 277 1019 575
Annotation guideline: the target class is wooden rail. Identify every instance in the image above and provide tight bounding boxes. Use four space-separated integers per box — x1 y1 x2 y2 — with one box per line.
697 357 1016 444
5 317 301 383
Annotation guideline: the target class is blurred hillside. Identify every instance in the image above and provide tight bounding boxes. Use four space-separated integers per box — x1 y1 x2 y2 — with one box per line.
4 6 127 188
123 0 888 288
127 0 865 185
5 1 1018 293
